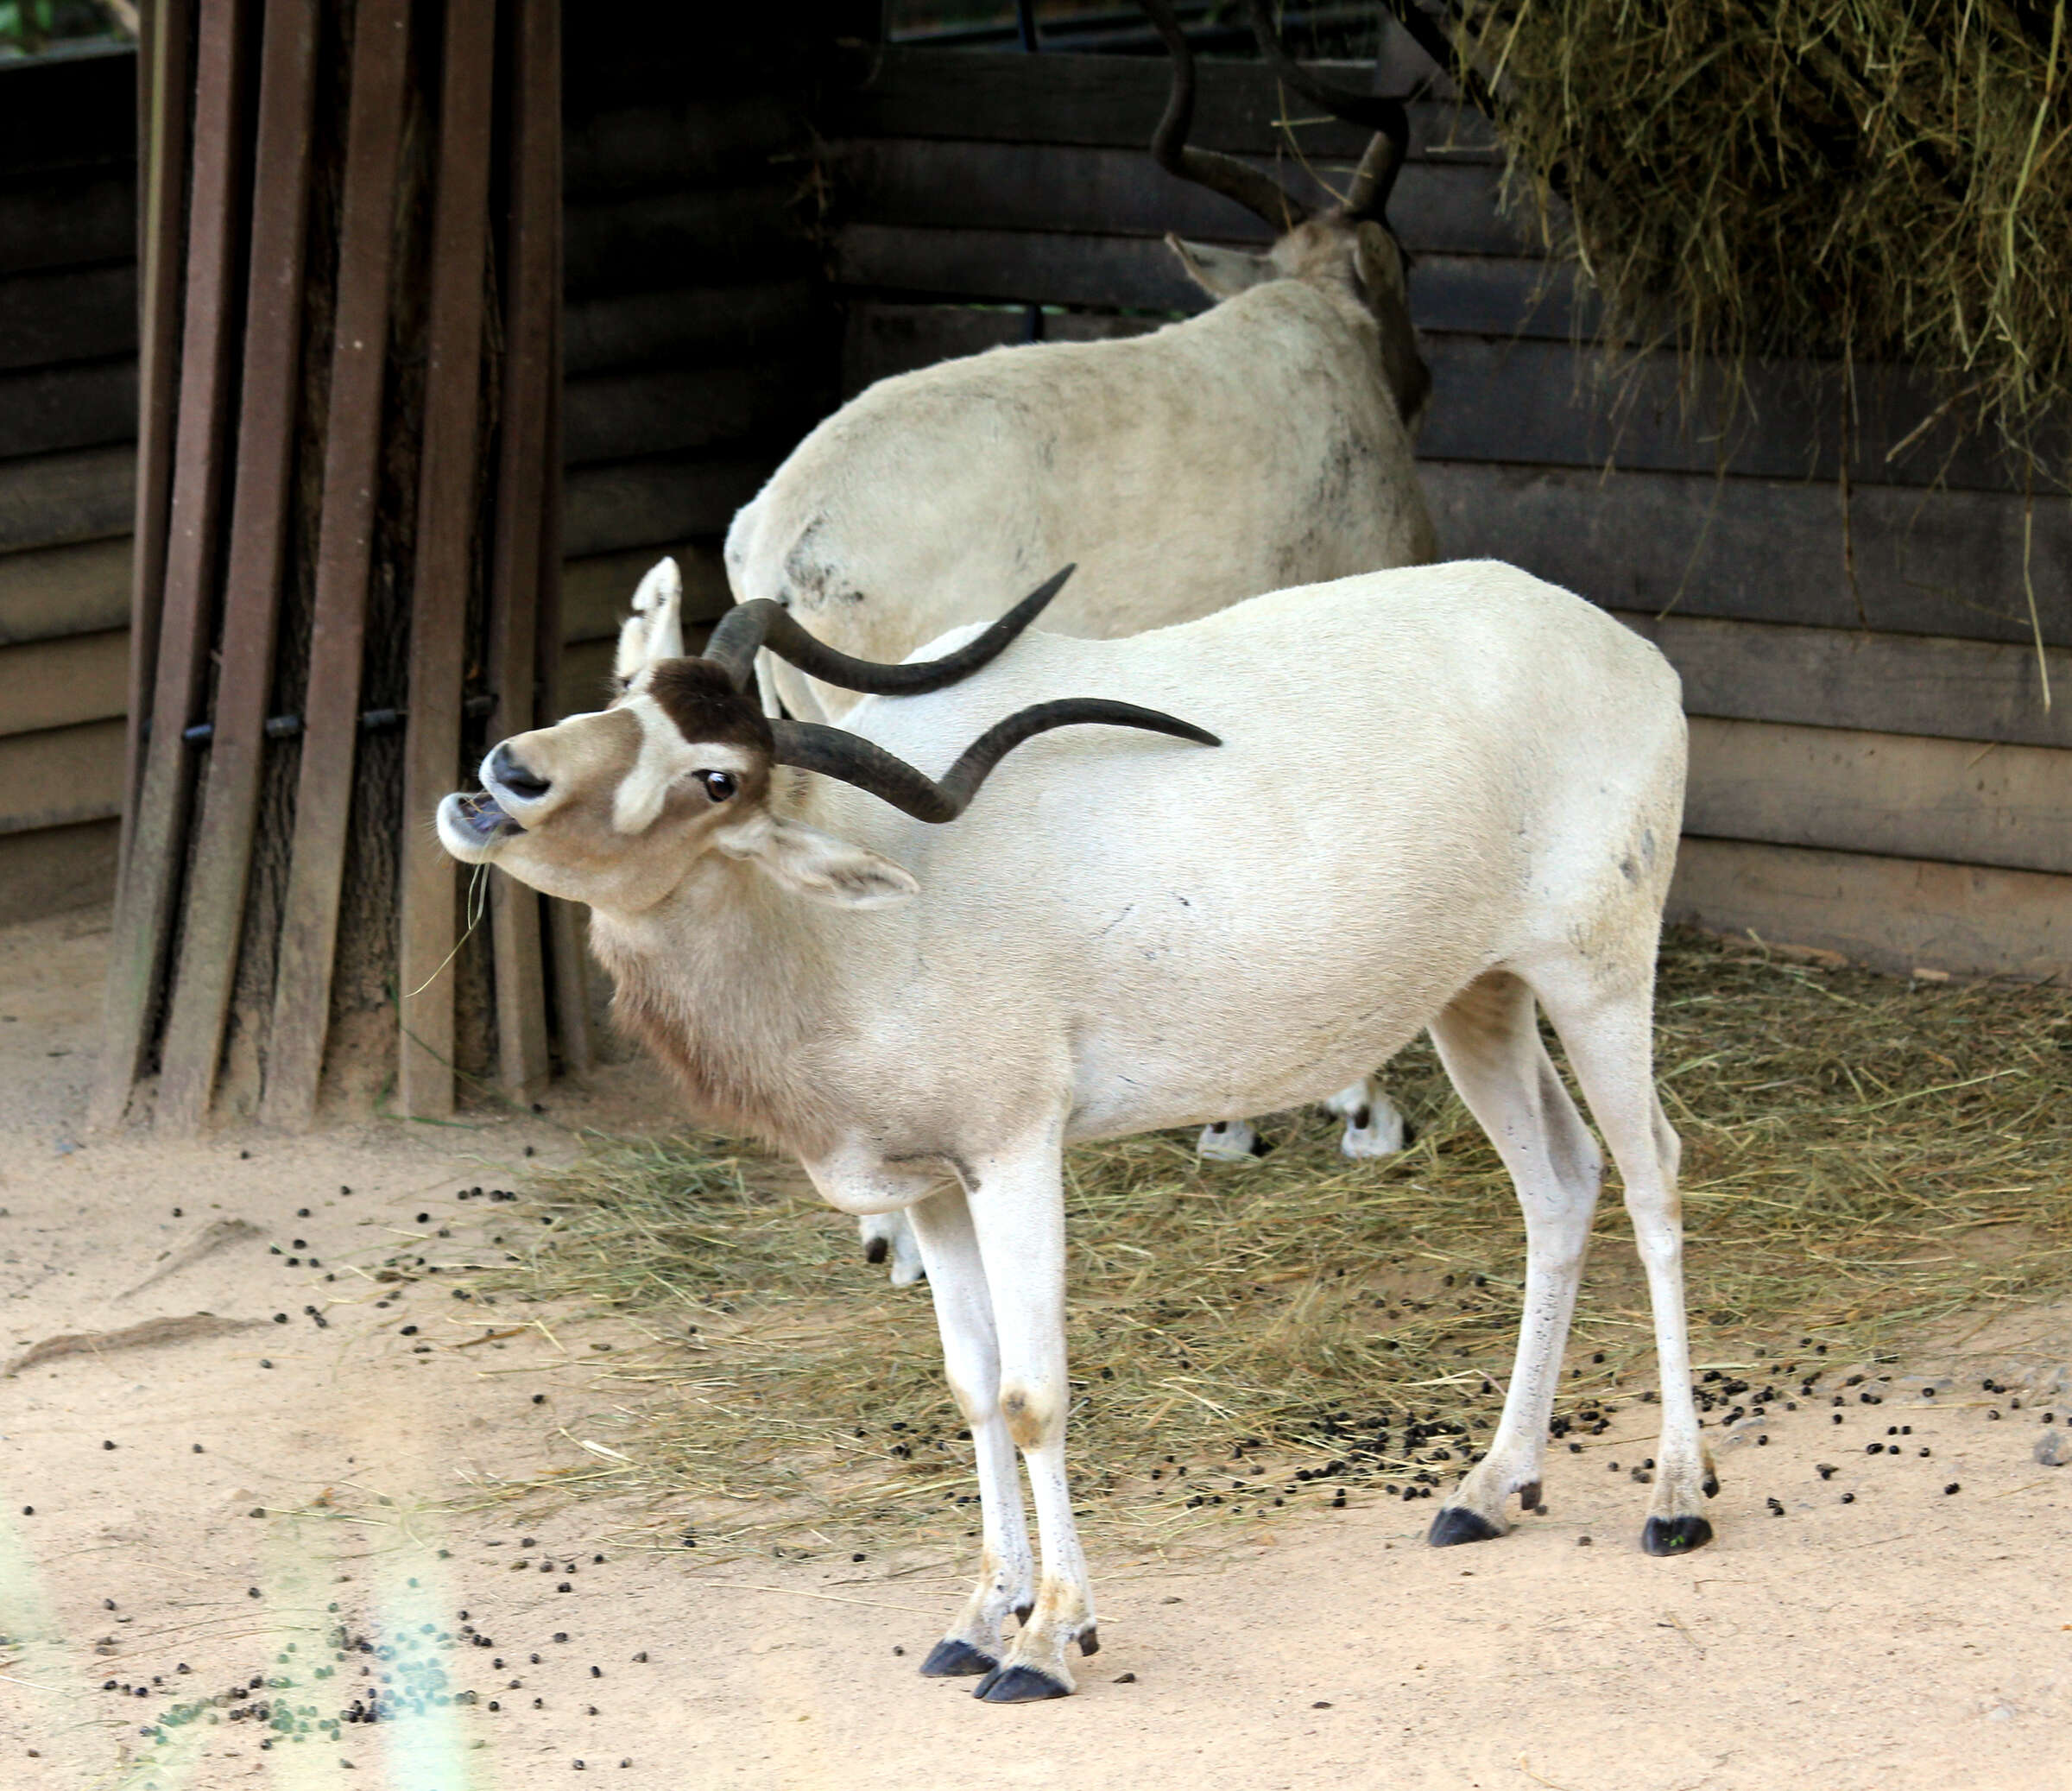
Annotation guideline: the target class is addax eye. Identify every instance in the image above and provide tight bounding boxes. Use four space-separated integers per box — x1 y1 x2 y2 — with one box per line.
700 770 738 803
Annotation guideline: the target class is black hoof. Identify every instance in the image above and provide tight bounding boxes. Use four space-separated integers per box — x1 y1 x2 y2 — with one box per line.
1641 1514 1715 1555
864 1237 888 1265
1077 1625 1100 1656
1400 1120 1418 1147
1427 1505 1504 1547
1248 1135 1271 1157
975 1664 1071 1703
919 1637 997 1678
1702 1471 1720 1497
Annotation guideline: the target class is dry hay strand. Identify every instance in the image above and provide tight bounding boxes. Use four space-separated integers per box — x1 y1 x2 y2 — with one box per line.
476 927 2072 1564
1454 0 2072 483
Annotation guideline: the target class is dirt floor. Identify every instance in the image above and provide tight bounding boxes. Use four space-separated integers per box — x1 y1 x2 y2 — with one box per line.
2 904 2068 1791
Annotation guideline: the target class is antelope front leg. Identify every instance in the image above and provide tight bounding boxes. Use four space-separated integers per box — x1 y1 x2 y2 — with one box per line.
964 1132 1095 1702
905 1185 1034 1676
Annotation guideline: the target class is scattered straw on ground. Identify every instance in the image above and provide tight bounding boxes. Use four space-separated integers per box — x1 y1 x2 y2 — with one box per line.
475 928 2072 1562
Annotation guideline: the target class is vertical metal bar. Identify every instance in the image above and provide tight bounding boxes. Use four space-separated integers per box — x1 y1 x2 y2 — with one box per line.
394 0 499 1119
91 0 253 1132
395 0 499 1122
136 0 153 249
115 0 193 929
534 128 592 1081
1018 0 1043 343
259 0 414 1128
484 0 559 1103
154 0 320 1133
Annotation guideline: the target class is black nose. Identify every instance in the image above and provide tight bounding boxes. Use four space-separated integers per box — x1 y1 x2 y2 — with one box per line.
489 743 550 800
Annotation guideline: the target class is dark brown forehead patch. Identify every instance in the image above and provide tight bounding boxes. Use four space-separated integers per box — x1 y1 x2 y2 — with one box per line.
646 658 774 755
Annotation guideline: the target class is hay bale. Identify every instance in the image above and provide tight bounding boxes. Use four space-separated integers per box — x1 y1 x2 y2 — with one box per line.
1456 0 2072 478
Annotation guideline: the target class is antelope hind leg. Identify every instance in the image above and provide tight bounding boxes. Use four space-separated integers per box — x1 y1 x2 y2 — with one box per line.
1419 972 1603 1547
858 1210 925 1285
1323 1077 1410 1158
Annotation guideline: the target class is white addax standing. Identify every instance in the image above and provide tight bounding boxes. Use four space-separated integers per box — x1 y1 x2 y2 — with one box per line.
723 4 1441 1247
437 558 1716 1703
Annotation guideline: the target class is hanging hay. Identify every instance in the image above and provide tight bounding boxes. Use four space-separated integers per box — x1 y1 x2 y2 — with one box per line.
1453 0 2072 479
475 927 2072 1561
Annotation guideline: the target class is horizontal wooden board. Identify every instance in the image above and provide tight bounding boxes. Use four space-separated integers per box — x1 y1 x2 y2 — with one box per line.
1685 717 2072 877
0 444 135 554
0 167 134 277
0 357 139 460
834 272 1581 397
1619 611 2072 751
564 14 828 114
565 92 804 198
824 49 1488 161
835 224 1202 315
832 276 2012 489
564 356 833 468
1421 460 2072 650
831 137 1532 257
833 223 1545 325
0 815 117 926
0 626 127 737
565 182 815 297
562 542 730 645
0 262 137 374
1414 335 2023 494
565 279 819 378
1669 837 2072 983
0 45 133 180
557 636 619 720
842 303 1164 395
0 716 123 834
846 301 1083 389
564 453 774 560
0 535 131 642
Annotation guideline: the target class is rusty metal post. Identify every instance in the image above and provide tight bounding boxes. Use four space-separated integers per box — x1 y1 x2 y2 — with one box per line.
395 0 501 1121
259 0 414 1128
484 0 561 1104
154 0 320 1133
92 0 256 1131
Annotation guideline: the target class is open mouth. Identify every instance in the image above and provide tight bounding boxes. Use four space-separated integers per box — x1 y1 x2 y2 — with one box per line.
452 790 521 841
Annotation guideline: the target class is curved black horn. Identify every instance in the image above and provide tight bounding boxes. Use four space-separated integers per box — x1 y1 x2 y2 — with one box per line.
1378 0 1499 123
1241 0 1411 138
1140 0 1309 230
702 565 1076 697
1240 0 1410 219
1342 129 1406 220
771 699 1220 824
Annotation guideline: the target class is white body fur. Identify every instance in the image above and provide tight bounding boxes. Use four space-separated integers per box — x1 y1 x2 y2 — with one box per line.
439 560 1715 1698
728 229 1437 1256
724 237 1436 730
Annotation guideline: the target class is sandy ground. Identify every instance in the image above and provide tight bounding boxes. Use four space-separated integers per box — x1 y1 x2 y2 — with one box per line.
1 904 2069 1791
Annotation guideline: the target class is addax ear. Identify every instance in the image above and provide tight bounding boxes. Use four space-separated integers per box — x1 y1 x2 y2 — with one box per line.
614 557 685 686
1166 232 1278 300
717 813 919 910
1350 224 1431 430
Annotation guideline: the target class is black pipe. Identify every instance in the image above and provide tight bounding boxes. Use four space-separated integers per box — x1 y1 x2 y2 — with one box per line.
164 693 494 747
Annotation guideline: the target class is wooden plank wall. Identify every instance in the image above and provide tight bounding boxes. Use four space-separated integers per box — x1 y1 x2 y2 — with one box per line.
0 47 138 924
0 31 832 926
557 19 833 717
818 44 2072 983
